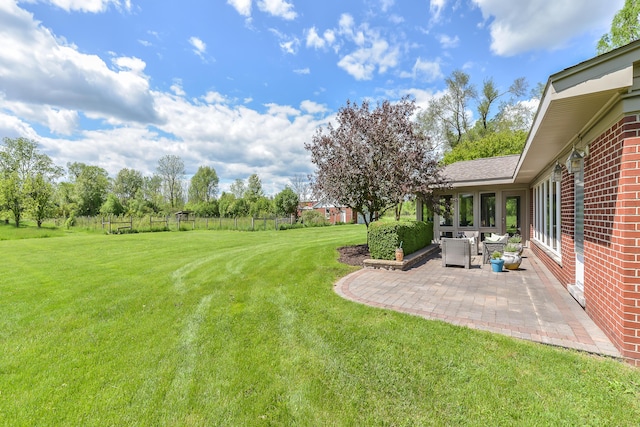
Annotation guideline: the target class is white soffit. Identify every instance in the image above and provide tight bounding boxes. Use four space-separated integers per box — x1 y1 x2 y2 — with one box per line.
514 60 634 184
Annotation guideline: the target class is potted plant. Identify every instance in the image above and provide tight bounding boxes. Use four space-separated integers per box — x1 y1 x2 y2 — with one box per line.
490 250 504 272
508 235 523 255
395 241 404 262
502 243 522 270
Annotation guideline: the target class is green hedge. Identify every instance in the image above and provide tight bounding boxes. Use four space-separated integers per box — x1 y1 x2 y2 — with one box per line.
368 221 434 260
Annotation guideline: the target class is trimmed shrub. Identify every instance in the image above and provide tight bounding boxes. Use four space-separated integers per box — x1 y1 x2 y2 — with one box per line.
368 221 434 260
301 210 329 226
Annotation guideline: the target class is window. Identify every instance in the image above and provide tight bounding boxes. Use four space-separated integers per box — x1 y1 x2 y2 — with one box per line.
458 194 474 227
480 193 496 227
534 176 561 257
439 195 453 226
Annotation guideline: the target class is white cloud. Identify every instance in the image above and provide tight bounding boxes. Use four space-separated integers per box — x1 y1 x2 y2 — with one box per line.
439 34 459 49
472 0 624 56
203 91 228 104
258 0 297 20
22 0 132 13
294 68 310 75
170 84 186 97
306 27 325 49
401 57 443 82
430 0 447 23
389 14 404 24
189 36 207 59
0 1 159 124
1 96 78 135
380 0 394 13
300 100 327 114
227 0 252 17
307 14 401 80
113 56 146 74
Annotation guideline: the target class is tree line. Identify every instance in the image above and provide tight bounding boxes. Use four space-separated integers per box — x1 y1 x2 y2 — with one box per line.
0 137 302 228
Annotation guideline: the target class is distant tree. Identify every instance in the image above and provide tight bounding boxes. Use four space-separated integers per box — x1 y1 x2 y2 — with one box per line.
290 174 310 202
217 192 236 217
113 168 143 206
306 96 444 227
249 196 273 217
100 193 125 216
24 173 56 227
419 70 477 150
141 175 163 213
187 200 219 217
56 182 77 218
189 165 219 203
229 197 249 217
442 130 528 165
476 77 527 132
0 137 62 227
0 172 24 227
597 0 640 54
274 186 299 217
229 179 246 199
68 163 110 216
244 173 264 204
156 155 185 209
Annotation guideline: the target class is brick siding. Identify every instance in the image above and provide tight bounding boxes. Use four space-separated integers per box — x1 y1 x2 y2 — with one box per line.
532 115 640 365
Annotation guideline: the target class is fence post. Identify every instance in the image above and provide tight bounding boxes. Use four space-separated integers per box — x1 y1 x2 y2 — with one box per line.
251 217 254 231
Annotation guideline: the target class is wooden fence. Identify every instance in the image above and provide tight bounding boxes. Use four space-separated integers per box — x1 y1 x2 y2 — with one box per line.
56 215 296 233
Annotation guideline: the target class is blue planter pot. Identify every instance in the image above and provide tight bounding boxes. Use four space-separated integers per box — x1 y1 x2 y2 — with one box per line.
490 259 504 272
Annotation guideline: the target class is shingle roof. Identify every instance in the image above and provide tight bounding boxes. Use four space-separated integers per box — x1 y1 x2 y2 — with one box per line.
442 154 520 184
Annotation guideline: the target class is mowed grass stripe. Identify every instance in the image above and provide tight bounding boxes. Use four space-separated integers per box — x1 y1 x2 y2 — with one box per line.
1 225 639 425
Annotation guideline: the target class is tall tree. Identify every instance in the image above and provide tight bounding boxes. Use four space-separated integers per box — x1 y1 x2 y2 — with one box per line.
306 96 444 227
419 70 476 150
476 77 527 132
229 179 246 199
289 174 310 202
68 162 110 216
244 173 264 203
0 137 61 227
597 0 640 54
113 168 143 205
188 165 219 203
156 155 185 209
24 173 56 227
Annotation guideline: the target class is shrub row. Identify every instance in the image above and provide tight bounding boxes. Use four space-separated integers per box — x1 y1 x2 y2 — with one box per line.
368 221 434 260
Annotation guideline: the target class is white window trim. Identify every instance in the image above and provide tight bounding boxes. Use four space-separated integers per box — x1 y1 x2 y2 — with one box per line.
533 176 561 259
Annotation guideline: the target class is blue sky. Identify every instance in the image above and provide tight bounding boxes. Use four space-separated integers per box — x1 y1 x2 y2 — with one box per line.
0 0 624 194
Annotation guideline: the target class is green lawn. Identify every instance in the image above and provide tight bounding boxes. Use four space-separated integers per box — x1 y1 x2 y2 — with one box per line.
1 225 639 425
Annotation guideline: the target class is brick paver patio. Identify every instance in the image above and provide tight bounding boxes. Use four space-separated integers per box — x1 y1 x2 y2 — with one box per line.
335 248 621 359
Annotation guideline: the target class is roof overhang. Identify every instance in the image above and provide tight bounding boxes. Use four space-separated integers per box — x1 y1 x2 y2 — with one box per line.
513 42 640 184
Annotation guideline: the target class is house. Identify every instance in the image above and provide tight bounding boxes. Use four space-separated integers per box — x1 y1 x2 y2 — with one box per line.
417 40 640 365
298 200 356 224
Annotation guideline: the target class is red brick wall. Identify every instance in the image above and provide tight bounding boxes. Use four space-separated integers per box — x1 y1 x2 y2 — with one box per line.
532 115 640 365
583 117 628 354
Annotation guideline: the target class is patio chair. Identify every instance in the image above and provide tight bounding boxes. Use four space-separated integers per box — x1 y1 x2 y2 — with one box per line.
460 231 479 255
441 237 471 269
482 234 509 264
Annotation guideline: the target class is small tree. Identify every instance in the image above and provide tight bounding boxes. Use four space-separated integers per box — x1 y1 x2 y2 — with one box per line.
156 155 185 209
24 173 56 227
0 137 62 227
274 187 299 218
306 96 445 227
597 0 640 54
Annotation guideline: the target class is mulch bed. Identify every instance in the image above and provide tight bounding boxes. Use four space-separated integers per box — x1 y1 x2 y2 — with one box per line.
337 244 369 266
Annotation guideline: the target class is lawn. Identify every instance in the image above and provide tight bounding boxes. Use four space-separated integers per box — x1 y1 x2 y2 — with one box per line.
1 224 639 425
